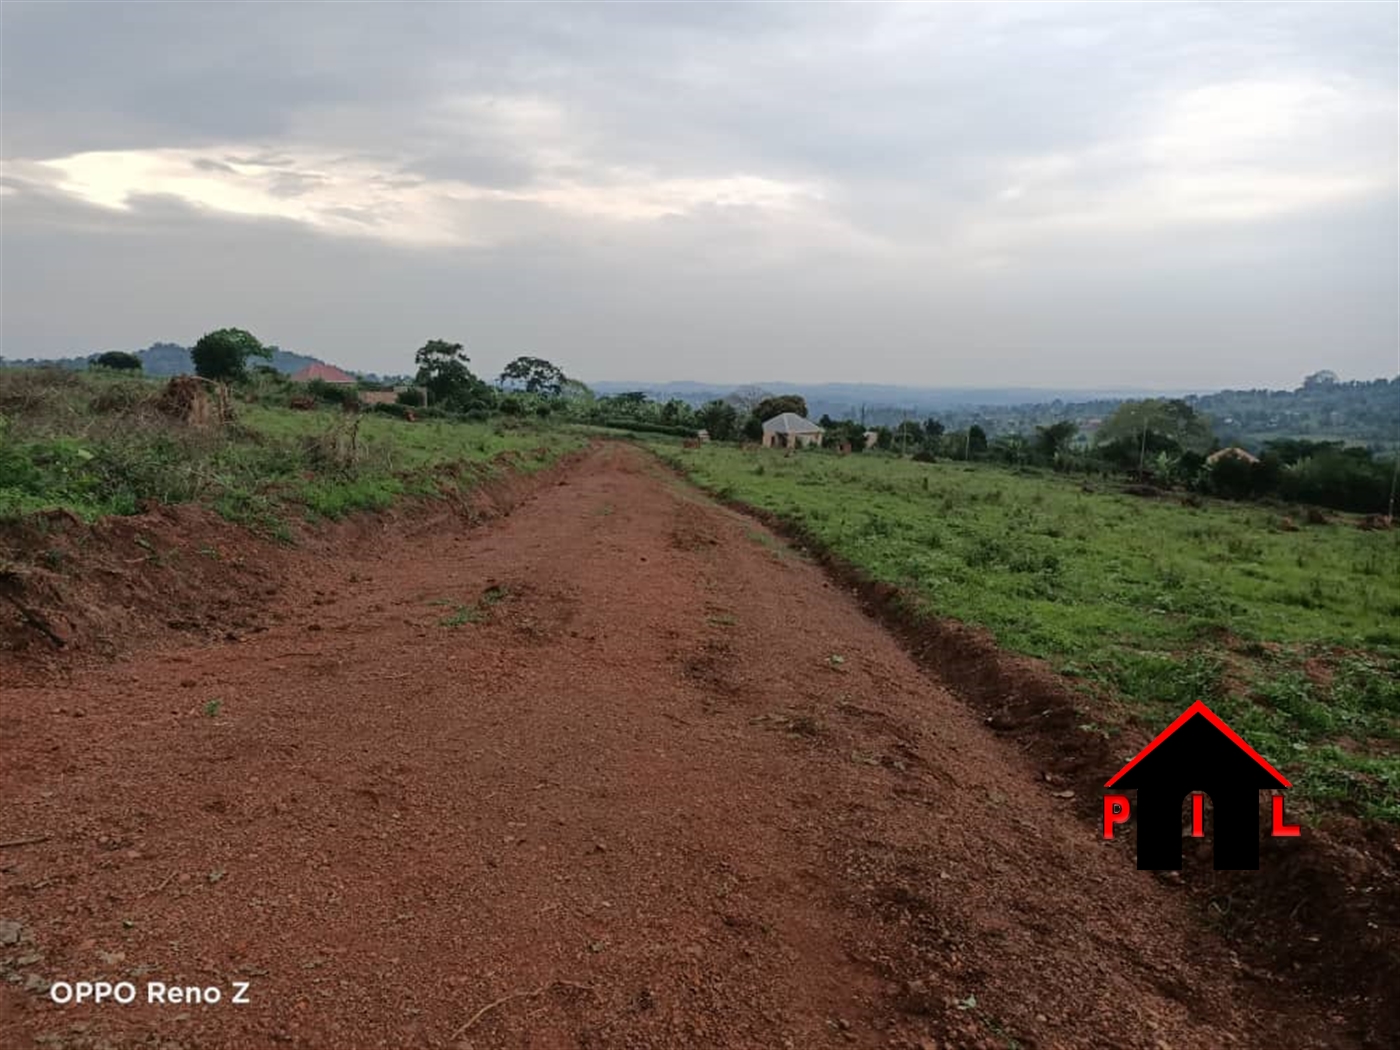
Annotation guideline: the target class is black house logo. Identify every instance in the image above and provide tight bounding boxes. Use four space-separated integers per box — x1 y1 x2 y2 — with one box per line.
1103 700 1299 870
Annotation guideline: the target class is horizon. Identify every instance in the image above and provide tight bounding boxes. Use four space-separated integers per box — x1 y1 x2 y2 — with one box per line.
2 2 1397 388
6 341 1394 399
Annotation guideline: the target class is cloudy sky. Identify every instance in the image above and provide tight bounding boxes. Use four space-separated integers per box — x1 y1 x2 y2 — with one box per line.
1 1 1395 389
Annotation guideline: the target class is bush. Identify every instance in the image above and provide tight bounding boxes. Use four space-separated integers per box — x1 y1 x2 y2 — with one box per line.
307 379 357 407
93 351 143 371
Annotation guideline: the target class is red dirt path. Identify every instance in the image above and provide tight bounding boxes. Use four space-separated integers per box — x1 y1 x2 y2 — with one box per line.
0 445 1361 1049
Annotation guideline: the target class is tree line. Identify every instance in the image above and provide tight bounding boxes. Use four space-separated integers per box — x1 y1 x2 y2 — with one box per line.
94 329 1397 516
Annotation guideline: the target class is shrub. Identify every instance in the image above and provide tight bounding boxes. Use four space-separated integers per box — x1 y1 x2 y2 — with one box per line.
92 351 143 371
307 379 357 407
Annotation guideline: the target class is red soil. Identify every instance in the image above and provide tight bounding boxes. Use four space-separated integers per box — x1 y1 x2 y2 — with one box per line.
0 445 1373 1048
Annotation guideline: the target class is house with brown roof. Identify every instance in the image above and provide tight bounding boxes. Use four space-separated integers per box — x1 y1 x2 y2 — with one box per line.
1206 447 1259 466
292 362 358 385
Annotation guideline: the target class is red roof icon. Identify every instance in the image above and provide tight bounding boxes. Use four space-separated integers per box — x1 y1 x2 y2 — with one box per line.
1105 700 1290 789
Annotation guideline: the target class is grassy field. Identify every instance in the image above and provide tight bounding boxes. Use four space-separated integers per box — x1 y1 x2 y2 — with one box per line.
0 369 583 534
655 441 1400 821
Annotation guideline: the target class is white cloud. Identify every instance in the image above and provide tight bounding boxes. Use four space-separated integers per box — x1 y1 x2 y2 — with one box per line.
28 144 825 247
963 75 1395 253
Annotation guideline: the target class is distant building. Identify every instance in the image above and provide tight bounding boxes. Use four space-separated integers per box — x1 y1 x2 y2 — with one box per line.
292 362 357 385
761 412 824 449
1207 447 1259 466
359 390 400 406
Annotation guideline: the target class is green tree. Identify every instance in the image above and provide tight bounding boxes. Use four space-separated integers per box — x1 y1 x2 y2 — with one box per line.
753 394 809 421
559 378 595 405
922 418 945 442
697 399 739 441
659 399 692 425
894 420 923 451
1035 420 1079 463
93 351 142 371
967 424 988 457
190 328 269 381
414 339 490 408
1097 399 1213 473
498 356 566 396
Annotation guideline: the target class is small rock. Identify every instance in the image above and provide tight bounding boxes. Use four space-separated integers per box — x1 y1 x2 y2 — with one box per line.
0 920 22 945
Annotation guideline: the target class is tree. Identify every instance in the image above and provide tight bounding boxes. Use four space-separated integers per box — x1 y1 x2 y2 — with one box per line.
753 394 809 421
967 424 988 457
93 351 142 371
499 356 566 396
724 386 772 416
697 399 739 441
659 399 691 425
190 328 269 381
558 378 595 406
1097 399 1212 473
1302 370 1338 389
894 420 923 451
923 418 945 442
414 339 491 408
1035 420 1079 463
993 433 1030 466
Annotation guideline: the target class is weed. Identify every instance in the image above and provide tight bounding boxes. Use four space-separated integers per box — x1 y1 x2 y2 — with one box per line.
439 605 483 627
203 699 222 718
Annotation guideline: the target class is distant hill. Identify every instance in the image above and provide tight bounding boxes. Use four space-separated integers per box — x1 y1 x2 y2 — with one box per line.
3 342 338 378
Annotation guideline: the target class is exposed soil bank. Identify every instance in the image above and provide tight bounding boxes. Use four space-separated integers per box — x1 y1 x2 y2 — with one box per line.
0 447 588 675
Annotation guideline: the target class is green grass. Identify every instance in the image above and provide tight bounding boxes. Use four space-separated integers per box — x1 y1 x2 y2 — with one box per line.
0 369 583 531
656 442 1400 821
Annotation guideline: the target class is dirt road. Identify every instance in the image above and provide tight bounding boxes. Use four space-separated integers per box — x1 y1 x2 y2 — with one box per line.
0 445 1358 1049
